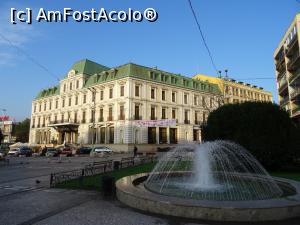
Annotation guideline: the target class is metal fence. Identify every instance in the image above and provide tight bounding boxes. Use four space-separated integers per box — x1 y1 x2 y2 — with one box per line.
50 155 157 187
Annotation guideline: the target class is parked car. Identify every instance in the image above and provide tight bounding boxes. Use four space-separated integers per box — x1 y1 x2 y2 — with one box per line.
0 149 6 159
19 147 33 157
8 148 20 156
45 148 60 157
77 147 92 155
60 147 73 157
90 146 113 157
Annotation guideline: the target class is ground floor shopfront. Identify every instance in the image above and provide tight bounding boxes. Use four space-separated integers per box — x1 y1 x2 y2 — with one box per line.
29 121 202 152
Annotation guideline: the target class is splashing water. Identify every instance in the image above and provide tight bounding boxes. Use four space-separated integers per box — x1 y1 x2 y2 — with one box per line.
145 141 283 201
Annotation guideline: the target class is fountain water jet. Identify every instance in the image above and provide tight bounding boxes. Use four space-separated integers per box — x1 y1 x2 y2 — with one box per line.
116 141 300 221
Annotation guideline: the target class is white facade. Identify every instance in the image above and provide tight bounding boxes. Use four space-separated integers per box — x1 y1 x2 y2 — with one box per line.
29 61 221 152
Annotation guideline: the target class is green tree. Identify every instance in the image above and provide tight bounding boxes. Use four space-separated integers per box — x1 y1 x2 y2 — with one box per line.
203 102 298 170
13 118 30 143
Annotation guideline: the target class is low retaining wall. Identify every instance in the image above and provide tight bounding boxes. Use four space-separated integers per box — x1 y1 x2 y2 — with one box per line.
116 174 300 222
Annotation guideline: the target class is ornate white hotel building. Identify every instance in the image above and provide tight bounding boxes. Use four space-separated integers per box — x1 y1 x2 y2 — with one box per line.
29 59 224 152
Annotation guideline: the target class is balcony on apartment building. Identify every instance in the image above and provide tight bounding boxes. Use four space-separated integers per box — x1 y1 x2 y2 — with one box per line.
285 36 298 57
290 88 300 100
278 75 288 93
291 104 300 117
289 68 300 84
279 95 290 106
287 51 300 71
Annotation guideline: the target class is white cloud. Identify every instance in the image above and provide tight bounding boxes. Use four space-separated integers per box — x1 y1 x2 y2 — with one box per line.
0 3 38 65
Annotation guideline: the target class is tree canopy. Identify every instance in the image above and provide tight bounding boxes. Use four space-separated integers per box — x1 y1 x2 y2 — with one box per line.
203 102 299 170
13 118 30 143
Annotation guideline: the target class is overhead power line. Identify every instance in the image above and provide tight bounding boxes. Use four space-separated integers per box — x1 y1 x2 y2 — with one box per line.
0 33 59 82
187 0 219 74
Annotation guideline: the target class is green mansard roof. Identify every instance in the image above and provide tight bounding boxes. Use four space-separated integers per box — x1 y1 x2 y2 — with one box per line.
85 63 221 94
68 59 110 77
35 86 59 99
35 60 221 100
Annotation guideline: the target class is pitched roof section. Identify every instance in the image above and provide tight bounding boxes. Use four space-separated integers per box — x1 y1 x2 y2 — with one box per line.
68 59 110 77
85 63 221 95
35 86 60 100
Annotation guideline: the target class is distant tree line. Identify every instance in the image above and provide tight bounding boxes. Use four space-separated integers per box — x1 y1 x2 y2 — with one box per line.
13 118 31 143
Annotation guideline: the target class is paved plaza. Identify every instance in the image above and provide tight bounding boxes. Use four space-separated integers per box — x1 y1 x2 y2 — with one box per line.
0 156 299 225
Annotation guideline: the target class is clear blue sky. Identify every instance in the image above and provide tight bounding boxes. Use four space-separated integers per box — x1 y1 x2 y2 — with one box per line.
0 0 298 121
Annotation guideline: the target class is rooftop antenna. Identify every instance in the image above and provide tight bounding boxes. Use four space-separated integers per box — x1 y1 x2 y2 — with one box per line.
218 70 222 78
225 69 228 78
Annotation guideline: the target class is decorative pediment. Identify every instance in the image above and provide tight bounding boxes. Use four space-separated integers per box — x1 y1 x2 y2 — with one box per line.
68 70 76 78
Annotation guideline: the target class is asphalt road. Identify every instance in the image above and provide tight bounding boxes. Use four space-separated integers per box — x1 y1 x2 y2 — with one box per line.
0 156 299 225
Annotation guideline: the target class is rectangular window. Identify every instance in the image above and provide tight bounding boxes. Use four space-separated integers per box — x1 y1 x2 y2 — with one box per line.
162 108 166 119
151 107 156 120
44 102 46 111
75 96 78 105
49 101 52 110
172 92 176 102
151 88 155 99
120 86 124 97
91 110 95 123
108 107 113 121
63 84 66 92
162 90 166 101
184 110 189 124
100 127 105 144
74 112 77 123
195 112 198 124
172 109 176 119
76 80 79 89
109 88 113 98
34 105 36 113
62 99 65 108
119 105 125 120
184 94 188 104
194 96 198 105
135 85 139 97
83 94 86 104
99 108 104 122
100 90 104 100
92 92 96 102
61 114 64 123
109 127 114 144
135 105 140 120
55 100 58 109
69 82 72 91
82 111 86 123
68 97 71 106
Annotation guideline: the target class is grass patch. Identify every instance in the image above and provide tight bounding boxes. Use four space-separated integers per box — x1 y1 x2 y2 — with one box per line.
55 162 156 191
55 162 300 192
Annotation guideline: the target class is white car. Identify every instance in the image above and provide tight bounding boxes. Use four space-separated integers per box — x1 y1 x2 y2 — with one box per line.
8 148 20 156
90 147 113 157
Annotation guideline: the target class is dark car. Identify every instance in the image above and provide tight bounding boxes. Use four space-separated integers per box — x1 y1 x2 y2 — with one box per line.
19 147 33 157
45 148 60 157
77 147 92 155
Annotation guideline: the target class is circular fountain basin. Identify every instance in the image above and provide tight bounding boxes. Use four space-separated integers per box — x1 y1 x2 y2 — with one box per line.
116 173 300 222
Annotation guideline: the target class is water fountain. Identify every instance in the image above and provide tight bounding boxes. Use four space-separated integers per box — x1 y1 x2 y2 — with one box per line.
116 141 300 221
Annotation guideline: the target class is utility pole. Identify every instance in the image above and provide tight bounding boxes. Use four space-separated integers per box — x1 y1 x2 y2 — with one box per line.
88 87 96 149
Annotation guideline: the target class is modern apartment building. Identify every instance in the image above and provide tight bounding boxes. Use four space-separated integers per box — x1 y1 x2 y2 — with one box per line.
193 74 273 104
29 59 222 152
274 14 300 123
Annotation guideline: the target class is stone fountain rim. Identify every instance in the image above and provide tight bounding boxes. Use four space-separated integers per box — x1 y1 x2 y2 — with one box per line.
116 173 300 222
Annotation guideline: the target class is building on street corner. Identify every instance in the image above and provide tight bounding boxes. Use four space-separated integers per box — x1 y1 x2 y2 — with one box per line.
274 13 300 124
192 74 273 105
29 59 222 152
